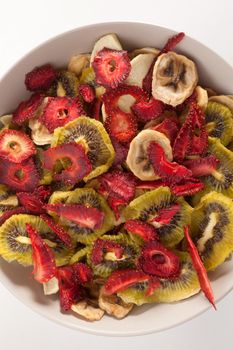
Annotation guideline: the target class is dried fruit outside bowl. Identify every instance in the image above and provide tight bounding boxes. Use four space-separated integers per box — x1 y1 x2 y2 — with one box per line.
0 22 233 336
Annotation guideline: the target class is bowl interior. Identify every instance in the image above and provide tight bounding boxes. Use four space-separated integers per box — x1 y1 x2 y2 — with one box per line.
0 22 233 336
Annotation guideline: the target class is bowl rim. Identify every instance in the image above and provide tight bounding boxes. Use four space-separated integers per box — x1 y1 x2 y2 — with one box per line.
0 21 233 337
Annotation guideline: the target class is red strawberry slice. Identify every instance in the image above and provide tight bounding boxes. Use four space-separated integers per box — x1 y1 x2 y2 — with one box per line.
170 178 205 197
91 238 124 265
79 84 95 103
25 64 57 91
43 142 92 185
138 241 181 278
103 269 151 295
124 219 159 241
131 97 165 122
17 191 45 214
111 137 129 167
89 98 102 120
176 90 197 114
0 206 27 226
44 203 105 230
142 59 156 94
183 156 220 177
106 195 126 220
26 223 56 283
92 48 131 88
148 141 192 182
146 276 161 296
136 179 169 190
0 158 39 192
72 262 93 285
13 93 44 125
149 203 181 226
40 96 85 133
187 103 208 156
160 32 185 54
151 118 179 145
40 214 72 248
0 129 36 163
183 226 216 309
34 185 52 202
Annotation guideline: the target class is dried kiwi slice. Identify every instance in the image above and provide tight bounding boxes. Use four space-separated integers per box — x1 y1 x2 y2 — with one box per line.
124 187 192 247
118 252 200 305
191 191 233 271
58 188 115 244
69 246 90 264
80 67 95 85
205 102 233 146
0 214 75 266
47 70 79 97
51 116 115 181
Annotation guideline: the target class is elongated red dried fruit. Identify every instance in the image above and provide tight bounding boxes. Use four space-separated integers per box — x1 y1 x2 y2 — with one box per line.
131 97 165 122
183 226 216 309
183 156 220 177
104 269 151 295
26 223 56 283
136 179 168 190
105 108 137 143
160 32 185 54
171 178 205 197
146 277 161 296
0 207 27 226
40 96 84 132
43 142 92 185
187 103 208 156
93 48 131 88
89 98 102 120
91 238 124 265
72 262 93 285
148 141 192 182
13 93 44 125
142 59 156 94
17 191 45 214
149 203 181 226
111 137 129 167
40 214 72 248
106 195 126 220
151 118 179 145
124 219 159 241
0 129 36 163
25 64 57 91
0 158 39 192
138 241 180 278
34 185 52 202
173 113 193 162
176 91 197 114
79 84 95 103
44 203 105 230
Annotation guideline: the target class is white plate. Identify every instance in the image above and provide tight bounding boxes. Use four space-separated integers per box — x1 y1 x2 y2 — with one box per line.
0 22 233 336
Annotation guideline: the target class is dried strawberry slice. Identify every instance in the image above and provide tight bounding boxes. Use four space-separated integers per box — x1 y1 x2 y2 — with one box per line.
0 207 27 226
72 262 93 285
148 141 192 182
111 137 129 167
138 241 180 278
0 158 39 192
106 195 126 220
0 129 36 163
40 214 72 248
44 203 105 230
142 59 156 94
170 178 205 197
34 185 52 202
131 97 165 122
124 219 159 241
25 64 57 91
92 48 131 88
176 91 197 114
105 108 137 143
79 84 95 103
40 96 84 133
187 103 208 156
89 98 102 120
103 269 151 295
183 156 220 177
136 179 169 190
17 191 45 214
13 93 44 125
183 226 216 309
149 203 181 226
43 142 92 185
26 223 56 283
151 118 179 145
146 276 161 296
91 238 124 265
160 32 185 54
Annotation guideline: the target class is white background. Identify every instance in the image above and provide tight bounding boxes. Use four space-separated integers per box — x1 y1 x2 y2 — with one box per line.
0 0 232 349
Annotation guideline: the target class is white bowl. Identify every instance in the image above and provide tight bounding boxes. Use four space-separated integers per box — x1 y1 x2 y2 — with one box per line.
0 22 233 337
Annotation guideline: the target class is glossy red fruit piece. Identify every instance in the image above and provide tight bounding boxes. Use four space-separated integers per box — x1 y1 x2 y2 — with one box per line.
183 156 220 177
148 141 192 182
183 226 216 309
138 241 180 278
170 178 205 197
92 48 131 88
103 269 151 295
176 91 197 114
136 179 169 190
187 103 208 156
151 118 179 145
142 58 156 94
149 203 181 226
72 262 93 285
106 195 126 220
173 112 193 162
25 64 57 91
43 142 92 185
131 97 165 122
146 276 161 296
89 98 102 120
0 158 39 192
160 32 185 54
40 96 84 133
0 207 27 226
17 191 45 214
91 238 124 265
26 223 56 283
34 185 52 202
124 219 159 241
44 203 105 230
111 137 129 167
0 129 36 163
12 93 44 125
79 84 95 103
40 214 72 248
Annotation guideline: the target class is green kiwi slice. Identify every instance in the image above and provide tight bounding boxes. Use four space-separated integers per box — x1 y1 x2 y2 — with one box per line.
123 187 193 247
0 184 18 216
0 214 75 266
118 252 200 305
51 116 115 181
205 102 233 146
191 191 233 271
47 70 79 97
69 246 90 265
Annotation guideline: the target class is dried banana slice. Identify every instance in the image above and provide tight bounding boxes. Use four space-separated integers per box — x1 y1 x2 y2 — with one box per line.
195 86 208 111
126 129 172 181
0 114 13 130
129 47 160 59
68 53 90 76
29 118 52 146
125 53 156 88
209 95 233 114
71 301 104 321
152 52 198 106
90 33 122 63
98 287 133 319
